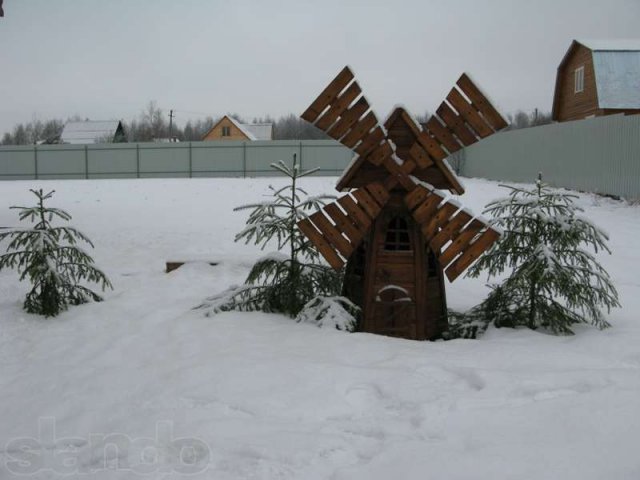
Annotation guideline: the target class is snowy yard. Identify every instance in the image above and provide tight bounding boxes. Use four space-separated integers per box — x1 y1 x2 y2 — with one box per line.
0 176 639 479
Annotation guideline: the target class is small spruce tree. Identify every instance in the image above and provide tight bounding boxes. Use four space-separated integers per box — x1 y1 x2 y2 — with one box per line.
0 189 112 317
199 154 344 318
466 174 619 335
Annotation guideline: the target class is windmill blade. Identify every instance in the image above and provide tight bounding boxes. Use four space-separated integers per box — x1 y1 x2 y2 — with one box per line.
423 73 508 157
301 66 394 168
404 184 501 282
297 182 389 270
396 74 508 195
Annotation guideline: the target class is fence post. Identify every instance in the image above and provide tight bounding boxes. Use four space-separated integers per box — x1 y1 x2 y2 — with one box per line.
136 143 140 178
189 142 193 178
243 142 247 178
85 145 89 179
34 145 38 180
299 141 303 171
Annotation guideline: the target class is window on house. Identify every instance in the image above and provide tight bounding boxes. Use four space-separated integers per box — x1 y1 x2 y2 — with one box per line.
384 216 412 251
222 126 231 137
574 66 584 93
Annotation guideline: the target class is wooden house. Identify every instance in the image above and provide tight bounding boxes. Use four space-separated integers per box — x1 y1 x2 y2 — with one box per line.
552 39 640 122
202 115 273 141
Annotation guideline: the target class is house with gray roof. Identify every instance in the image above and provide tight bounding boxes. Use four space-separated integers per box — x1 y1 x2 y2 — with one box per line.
552 39 640 122
60 120 126 144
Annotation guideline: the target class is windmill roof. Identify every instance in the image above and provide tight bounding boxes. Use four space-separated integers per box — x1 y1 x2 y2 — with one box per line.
336 107 464 195
60 120 122 144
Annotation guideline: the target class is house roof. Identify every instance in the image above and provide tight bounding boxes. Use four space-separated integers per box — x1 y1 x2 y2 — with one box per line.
553 40 640 116
60 120 122 144
578 39 640 51
577 39 640 109
225 116 257 140
244 123 273 140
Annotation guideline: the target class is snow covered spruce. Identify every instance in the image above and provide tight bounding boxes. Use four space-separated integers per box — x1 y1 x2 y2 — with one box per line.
458 174 619 336
0 189 112 317
198 155 359 329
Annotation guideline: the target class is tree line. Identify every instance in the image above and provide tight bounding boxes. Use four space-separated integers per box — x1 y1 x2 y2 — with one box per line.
0 102 551 145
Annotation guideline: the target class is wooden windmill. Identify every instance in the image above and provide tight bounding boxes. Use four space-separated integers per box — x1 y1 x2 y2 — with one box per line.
297 66 508 340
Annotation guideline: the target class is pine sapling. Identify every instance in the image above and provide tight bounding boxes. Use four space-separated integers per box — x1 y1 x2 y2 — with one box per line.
466 174 620 335
199 154 343 317
0 189 112 317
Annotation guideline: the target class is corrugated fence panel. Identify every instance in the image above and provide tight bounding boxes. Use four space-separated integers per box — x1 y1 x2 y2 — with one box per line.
0 146 35 179
0 140 354 181
37 145 86 179
191 141 244 177
301 140 353 176
246 141 301 177
461 114 640 199
139 143 190 178
88 143 137 178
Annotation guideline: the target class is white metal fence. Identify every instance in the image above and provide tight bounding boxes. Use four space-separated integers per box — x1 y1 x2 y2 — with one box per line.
0 140 352 180
460 114 640 199
2 117 639 200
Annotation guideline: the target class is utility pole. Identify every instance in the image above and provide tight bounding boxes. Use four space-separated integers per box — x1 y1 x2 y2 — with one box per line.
168 109 174 141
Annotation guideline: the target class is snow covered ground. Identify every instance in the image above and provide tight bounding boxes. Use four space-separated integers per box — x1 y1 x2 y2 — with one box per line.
0 176 639 479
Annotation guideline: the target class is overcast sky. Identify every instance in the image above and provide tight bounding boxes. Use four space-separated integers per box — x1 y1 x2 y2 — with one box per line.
1 0 638 134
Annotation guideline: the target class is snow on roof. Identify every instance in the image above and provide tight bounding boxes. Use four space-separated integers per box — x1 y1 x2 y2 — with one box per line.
60 120 121 144
226 116 257 141
578 39 640 51
243 123 273 141
592 50 640 109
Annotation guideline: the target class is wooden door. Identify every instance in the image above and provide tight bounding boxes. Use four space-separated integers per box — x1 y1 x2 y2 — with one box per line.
365 211 420 339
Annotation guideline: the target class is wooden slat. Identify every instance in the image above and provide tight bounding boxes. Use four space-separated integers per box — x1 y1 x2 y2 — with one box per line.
433 157 465 195
457 73 508 131
327 97 369 139
341 111 377 148
408 142 434 170
364 182 390 207
309 211 352 258
412 192 444 225
297 218 344 270
429 209 473 252
337 195 371 233
324 203 361 245
415 130 448 162
301 66 354 124
315 82 362 131
401 158 417 177
363 141 393 166
352 187 381 218
424 116 463 154
381 156 416 191
355 127 384 156
445 228 500 281
436 102 477 146
439 219 484 267
447 87 493 138
422 202 458 241
404 184 432 211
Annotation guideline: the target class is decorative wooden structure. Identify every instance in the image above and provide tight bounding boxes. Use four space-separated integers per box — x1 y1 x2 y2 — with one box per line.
297 66 508 340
